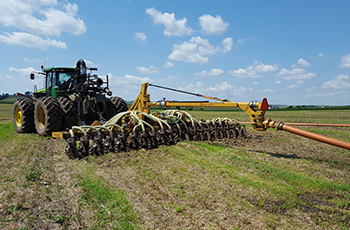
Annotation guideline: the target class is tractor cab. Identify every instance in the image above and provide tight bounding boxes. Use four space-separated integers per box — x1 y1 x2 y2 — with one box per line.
30 59 112 99
42 67 77 98
30 66 78 98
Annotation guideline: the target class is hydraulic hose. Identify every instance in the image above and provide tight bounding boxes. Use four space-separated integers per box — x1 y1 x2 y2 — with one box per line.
280 124 350 150
104 124 123 132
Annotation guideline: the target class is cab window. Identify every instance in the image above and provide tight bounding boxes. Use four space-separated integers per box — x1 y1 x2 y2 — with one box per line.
59 72 76 90
46 72 52 89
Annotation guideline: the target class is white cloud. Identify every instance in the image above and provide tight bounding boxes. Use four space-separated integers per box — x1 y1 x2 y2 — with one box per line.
253 81 259 85
287 84 298 89
275 80 282 84
168 36 233 64
228 60 278 78
198 14 229 34
296 80 304 84
0 0 85 49
208 82 235 92
0 32 66 49
2 66 42 93
110 74 153 87
195 68 224 77
257 89 277 94
0 0 86 37
179 81 252 99
340 53 350 68
146 7 193 36
322 74 350 89
134 32 147 43
305 86 316 92
168 75 178 80
9 67 38 75
237 38 247 44
277 67 316 80
123 74 153 84
221 37 233 52
24 0 58 5
229 68 263 78
164 61 175 67
254 62 278 72
297 58 310 67
318 53 324 57
260 89 276 93
137 66 159 74
5 75 15 80
84 60 98 67
108 74 153 100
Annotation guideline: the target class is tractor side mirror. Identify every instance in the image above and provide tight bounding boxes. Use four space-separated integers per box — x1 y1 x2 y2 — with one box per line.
30 73 35 80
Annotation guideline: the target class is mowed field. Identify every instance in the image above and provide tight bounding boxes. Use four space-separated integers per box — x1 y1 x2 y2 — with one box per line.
0 103 349 229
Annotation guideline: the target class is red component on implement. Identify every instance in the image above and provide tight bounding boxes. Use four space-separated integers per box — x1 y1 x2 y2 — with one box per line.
261 98 269 111
16 92 30 98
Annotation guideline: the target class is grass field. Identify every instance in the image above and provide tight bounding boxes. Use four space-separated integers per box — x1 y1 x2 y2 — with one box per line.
0 102 349 229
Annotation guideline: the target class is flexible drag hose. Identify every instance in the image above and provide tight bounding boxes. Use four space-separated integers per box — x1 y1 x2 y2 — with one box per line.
281 124 350 150
240 121 350 127
104 124 123 132
284 123 350 127
70 126 87 136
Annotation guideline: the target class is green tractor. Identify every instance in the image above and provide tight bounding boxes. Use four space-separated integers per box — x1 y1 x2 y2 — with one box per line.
13 59 128 136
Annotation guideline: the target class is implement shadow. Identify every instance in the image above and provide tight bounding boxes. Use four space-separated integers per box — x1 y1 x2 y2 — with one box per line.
248 149 350 168
248 150 301 159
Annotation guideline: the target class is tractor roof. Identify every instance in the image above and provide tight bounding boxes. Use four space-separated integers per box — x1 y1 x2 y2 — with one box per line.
43 67 75 72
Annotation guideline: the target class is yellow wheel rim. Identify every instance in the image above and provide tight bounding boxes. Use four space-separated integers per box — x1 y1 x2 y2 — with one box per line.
38 107 46 129
15 107 22 127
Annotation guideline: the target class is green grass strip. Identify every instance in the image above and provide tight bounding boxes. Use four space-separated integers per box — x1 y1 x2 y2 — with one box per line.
171 142 349 207
0 122 15 140
228 154 350 193
78 176 140 230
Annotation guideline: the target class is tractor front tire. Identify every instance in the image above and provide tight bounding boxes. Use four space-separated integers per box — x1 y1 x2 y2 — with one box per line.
110 97 128 113
34 97 63 136
13 98 35 133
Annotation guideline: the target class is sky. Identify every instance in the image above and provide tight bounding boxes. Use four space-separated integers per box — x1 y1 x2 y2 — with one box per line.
1 0 350 105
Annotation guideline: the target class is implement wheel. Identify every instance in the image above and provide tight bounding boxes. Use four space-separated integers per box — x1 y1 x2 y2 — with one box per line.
110 97 128 113
58 96 78 130
34 97 63 136
13 98 35 133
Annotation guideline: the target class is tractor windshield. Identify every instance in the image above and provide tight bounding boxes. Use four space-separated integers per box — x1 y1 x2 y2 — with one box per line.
58 71 77 90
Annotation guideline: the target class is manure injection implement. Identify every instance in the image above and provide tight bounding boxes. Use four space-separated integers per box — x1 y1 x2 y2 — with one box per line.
61 82 258 159
13 60 350 159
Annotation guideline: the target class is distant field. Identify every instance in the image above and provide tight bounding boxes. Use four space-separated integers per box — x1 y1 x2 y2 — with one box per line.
0 102 349 229
0 95 19 104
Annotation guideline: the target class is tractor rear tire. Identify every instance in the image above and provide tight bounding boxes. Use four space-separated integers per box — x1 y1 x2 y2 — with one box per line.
13 98 35 133
34 97 63 136
110 97 128 113
104 98 118 121
58 96 78 130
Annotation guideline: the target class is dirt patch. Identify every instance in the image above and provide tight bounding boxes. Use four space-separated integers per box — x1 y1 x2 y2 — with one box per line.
0 117 12 120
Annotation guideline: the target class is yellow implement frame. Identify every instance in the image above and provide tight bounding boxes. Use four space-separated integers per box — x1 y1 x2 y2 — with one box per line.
129 83 268 131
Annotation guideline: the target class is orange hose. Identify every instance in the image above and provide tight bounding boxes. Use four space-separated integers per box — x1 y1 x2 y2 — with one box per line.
284 123 350 127
281 124 350 150
240 121 350 127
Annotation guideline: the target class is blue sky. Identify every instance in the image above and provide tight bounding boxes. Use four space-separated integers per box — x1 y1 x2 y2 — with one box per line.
1 0 350 105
